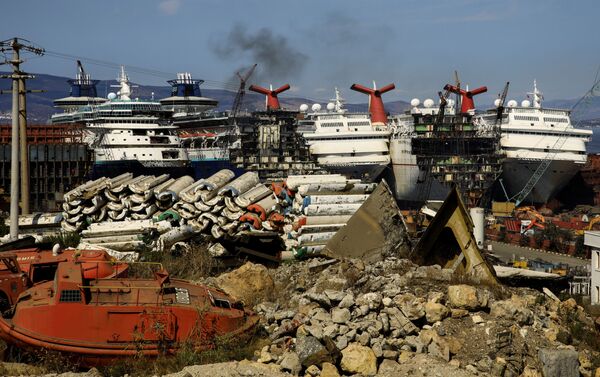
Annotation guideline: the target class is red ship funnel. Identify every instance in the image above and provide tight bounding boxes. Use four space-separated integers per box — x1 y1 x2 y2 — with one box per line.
249 84 291 110
443 84 487 113
350 83 395 125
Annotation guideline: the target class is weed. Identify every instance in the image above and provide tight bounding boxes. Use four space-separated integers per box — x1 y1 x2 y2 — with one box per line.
139 241 224 281
46 231 81 249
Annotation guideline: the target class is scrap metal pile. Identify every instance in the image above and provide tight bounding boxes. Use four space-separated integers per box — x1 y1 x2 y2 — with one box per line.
60 170 375 257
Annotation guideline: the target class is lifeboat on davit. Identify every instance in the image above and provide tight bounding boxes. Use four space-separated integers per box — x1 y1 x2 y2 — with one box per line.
0 260 259 365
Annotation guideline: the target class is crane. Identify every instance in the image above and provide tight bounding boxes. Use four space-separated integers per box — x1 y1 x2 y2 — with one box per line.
230 64 257 124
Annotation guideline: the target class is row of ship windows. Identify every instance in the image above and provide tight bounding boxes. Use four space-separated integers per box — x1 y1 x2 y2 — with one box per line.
513 115 568 123
503 146 586 154
511 108 567 116
308 136 388 140
504 130 588 138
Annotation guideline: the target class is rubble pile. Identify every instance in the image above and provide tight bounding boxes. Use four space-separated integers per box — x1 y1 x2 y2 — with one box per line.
60 171 374 256
241 258 600 376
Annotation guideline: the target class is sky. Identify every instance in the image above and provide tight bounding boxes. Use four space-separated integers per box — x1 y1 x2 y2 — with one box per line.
2 0 600 105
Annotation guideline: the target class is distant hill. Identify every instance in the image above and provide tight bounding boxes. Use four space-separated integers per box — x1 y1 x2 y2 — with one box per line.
0 72 410 123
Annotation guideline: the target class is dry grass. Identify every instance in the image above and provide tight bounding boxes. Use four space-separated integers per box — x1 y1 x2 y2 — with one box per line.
138 241 225 281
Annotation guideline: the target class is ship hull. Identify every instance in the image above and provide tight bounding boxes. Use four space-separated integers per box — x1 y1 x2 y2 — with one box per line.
91 160 192 179
388 138 449 203
190 159 245 180
321 163 387 182
499 158 583 204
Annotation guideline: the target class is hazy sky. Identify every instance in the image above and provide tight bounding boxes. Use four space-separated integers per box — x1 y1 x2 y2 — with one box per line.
2 0 600 105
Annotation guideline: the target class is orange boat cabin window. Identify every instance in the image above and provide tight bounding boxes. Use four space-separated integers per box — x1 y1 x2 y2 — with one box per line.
59 289 82 303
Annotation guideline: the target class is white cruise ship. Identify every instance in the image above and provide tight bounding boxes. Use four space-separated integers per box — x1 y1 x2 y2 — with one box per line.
478 81 592 204
296 89 391 181
51 66 190 178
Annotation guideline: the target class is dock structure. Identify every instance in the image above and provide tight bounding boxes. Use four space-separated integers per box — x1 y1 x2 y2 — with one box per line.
0 123 92 212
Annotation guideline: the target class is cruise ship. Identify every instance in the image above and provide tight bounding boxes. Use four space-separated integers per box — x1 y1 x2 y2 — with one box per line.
478 81 593 204
51 66 190 178
296 88 392 181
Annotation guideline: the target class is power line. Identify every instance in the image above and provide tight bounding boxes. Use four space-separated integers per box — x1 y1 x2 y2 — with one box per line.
42 49 239 91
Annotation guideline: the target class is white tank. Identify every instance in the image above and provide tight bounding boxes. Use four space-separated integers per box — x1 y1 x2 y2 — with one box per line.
311 103 322 112
469 207 485 249
326 102 335 111
507 100 518 108
299 104 309 112
410 98 420 107
521 100 531 108
423 99 435 108
493 99 501 107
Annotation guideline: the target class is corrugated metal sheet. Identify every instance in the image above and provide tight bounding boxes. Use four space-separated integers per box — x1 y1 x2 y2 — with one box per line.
504 219 521 233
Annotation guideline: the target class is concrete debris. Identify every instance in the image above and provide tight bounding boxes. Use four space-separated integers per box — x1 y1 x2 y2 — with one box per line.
249 256 600 377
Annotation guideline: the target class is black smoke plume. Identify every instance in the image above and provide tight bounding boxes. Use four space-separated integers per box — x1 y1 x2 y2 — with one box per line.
211 24 308 85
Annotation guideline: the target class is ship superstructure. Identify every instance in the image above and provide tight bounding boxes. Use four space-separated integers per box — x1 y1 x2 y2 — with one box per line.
478 81 592 204
296 87 392 181
390 82 503 206
51 66 189 178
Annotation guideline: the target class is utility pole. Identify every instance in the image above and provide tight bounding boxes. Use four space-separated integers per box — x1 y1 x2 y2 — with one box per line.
0 38 44 239
18 77 29 214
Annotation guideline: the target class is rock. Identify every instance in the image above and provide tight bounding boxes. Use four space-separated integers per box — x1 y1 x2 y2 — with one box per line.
338 293 354 309
321 362 341 377
331 308 351 324
465 364 479 374
280 352 302 375
377 359 403 375
383 307 419 336
580 350 593 370
490 297 533 326
214 262 274 306
425 302 450 323
428 338 450 361
521 365 542 377
382 297 393 307
306 292 332 308
451 308 469 318
304 324 323 339
595 367 600 377
305 364 320 377
356 331 371 346
335 335 348 350
447 285 489 310
324 289 346 302
471 314 485 324
356 292 383 310
383 350 398 359
296 335 333 367
258 345 274 363
340 343 378 376
538 348 579 377
395 293 426 321
274 310 296 321
322 324 338 338
398 350 414 363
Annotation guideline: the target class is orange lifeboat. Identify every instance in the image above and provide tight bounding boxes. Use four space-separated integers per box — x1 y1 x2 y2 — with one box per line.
0 261 259 366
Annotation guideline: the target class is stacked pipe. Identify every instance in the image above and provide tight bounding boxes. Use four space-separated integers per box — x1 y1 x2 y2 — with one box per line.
173 170 281 239
282 174 377 258
61 173 194 232
59 170 377 259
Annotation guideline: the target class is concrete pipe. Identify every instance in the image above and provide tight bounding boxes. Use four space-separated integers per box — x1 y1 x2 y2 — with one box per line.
234 183 271 208
284 174 347 191
218 172 260 197
303 203 362 216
